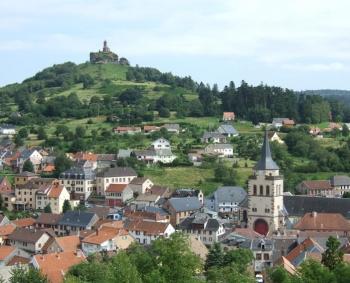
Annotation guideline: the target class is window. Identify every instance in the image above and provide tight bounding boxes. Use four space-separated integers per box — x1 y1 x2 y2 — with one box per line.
252 208 257 212
265 208 270 213
266 185 270 196
264 253 270 260
260 185 263 195
253 185 257 195
256 253 262 260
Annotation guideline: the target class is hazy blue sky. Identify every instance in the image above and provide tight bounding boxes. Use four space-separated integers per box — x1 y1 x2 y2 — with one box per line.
1 0 350 90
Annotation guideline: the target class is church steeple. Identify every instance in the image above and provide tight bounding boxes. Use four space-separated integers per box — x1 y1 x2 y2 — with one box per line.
255 130 279 171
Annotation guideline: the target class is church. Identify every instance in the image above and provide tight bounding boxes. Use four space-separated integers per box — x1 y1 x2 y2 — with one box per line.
247 131 285 236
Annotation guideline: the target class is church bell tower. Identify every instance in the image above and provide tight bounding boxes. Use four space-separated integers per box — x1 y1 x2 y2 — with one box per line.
247 131 284 235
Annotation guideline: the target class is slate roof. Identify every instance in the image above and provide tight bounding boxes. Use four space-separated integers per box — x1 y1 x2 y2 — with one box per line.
255 131 279 171
117 149 132 158
284 195 350 218
330 175 350 187
167 197 201 212
58 211 98 228
59 166 95 180
179 213 221 232
217 124 238 135
8 228 48 243
202 132 226 140
96 166 137 178
20 149 38 160
209 186 247 204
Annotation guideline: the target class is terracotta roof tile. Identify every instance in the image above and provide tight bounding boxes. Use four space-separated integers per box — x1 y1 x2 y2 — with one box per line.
126 220 170 235
294 212 350 231
82 227 127 245
0 224 16 237
106 184 128 193
12 218 35 228
301 180 332 190
285 237 323 264
0 246 15 260
36 213 63 225
55 235 80 252
6 255 30 266
33 251 86 283
47 185 64 198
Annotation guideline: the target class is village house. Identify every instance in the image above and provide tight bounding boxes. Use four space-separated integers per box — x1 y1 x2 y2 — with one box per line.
0 246 30 267
294 212 350 235
32 250 86 283
201 132 227 143
134 148 176 164
14 171 38 187
134 193 161 207
172 189 204 205
59 166 96 201
105 184 134 207
58 211 99 236
12 217 36 229
178 212 225 246
204 143 233 158
8 228 51 254
205 186 247 223
272 118 295 129
162 123 180 134
96 166 137 196
114 126 142 135
17 148 43 173
151 137 171 149
81 226 134 255
309 127 321 136
14 178 58 211
128 177 154 194
0 224 16 245
296 180 333 197
216 124 239 137
330 175 350 196
44 235 80 254
268 132 284 144
96 154 117 169
164 197 202 226
36 184 71 214
222 112 235 121
0 176 11 194
125 208 170 223
35 213 63 231
0 124 16 135
143 125 160 133
125 220 175 245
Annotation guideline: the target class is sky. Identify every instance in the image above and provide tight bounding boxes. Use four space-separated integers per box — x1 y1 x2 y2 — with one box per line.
1 0 350 90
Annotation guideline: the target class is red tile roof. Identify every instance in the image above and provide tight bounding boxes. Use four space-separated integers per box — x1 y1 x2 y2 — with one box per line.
33 251 86 283
106 184 129 193
285 237 323 263
126 220 170 235
47 185 64 198
12 217 35 228
294 212 350 231
55 235 81 252
301 180 332 190
0 246 15 260
82 227 128 245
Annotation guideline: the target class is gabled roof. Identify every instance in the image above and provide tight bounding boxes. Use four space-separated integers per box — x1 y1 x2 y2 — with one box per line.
96 166 137 178
58 211 98 228
284 195 350 218
300 180 332 190
36 213 63 226
55 235 80 252
8 227 49 243
202 132 226 139
206 143 233 150
0 246 15 260
330 175 350 186
167 197 201 212
33 251 86 283
0 224 16 237
179 212 221 232
217 124 238 135
130 177 151 185
125 220 172 235
106 184 129 193
210 186 247 204
294 212 350 231
47 185 65 198
254 131 279 171
12 218 35 228
60 166 95 180
82 227 127 245
162 124 180 130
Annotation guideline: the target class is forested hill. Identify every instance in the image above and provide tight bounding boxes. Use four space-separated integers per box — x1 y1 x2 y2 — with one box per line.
303 89 350 97
1 61 350 126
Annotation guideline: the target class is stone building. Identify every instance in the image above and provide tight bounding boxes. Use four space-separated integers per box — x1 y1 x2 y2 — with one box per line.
247 131 285 236
90 41 129 65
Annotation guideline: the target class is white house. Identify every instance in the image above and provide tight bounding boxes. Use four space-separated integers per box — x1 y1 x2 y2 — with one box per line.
96 167 137 196
81 227 134 255
134 149 176 164
18 149 43 173
0 125 16 135
8 228 51 254
126 220 175 245
204 144 233 158
151 138 171 150
36 184 71 214
128 177 154 194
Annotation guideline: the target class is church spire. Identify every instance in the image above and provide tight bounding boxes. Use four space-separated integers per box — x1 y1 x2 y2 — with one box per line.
255 130 279 171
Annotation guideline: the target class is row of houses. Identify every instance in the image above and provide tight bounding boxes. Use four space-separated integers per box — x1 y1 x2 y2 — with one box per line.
114 123 181 135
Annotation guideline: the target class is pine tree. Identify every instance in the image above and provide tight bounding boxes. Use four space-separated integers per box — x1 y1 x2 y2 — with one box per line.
22 160 34 173
205 242 224 271
44 204 52 213
62 199 72 213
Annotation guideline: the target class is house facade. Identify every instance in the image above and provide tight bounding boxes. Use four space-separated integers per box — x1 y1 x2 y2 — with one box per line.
105 184 134 207
204 144 233 158
36 185 71 214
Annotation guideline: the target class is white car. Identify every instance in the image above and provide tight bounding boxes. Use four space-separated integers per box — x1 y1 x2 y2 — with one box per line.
255 273 263 283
